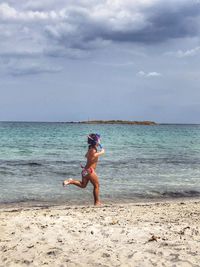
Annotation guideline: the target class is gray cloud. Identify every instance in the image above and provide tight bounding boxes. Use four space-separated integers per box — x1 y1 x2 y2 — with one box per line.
165 46 200 58
0 0 200 74
92 61 135 67
9 65 62 76
42 1 200 48
0 58 62 76
0 50 42 58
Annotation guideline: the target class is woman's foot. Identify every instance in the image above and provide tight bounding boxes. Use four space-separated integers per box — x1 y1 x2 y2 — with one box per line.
63 178 73 187
94 201 102 206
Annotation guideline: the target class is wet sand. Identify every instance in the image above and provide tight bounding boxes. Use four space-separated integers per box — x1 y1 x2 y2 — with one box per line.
0 199 200 267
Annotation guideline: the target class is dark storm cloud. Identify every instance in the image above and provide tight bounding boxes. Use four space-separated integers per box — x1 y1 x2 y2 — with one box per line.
0 0 200 74
146 3 200 42
42 1 200 51
1 1 200 49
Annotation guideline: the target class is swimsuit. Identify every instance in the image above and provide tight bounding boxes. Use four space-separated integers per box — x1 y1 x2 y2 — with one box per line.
81 167 94 177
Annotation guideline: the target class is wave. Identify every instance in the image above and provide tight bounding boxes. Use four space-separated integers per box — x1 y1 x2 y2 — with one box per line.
52 171 76 176
135 158 200 165
1 189 200 206
15 162 43 167
0 160 43 167
0 198 52 207
100 158 200 168
0 170 15 175
149 190 200 198
103 189 200 200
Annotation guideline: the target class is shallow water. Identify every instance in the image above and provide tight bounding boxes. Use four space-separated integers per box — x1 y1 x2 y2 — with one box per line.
0 122 200 205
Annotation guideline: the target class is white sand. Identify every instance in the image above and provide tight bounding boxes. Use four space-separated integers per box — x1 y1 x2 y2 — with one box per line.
0 200 200 267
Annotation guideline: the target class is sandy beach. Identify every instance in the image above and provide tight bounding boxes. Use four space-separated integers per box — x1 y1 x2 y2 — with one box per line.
0 199 200 267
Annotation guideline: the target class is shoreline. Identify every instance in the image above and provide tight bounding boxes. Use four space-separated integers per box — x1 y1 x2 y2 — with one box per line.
1 196 200 210
1 198 200 266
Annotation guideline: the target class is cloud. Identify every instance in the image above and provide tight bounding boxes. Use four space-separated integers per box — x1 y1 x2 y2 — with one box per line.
44 0 200 47
92 61 135 67
166 46 200 58
178 47 200 57
9 65 62 76
0 3 58 21
137 70 146 76
147 72 162 77
1 1 200 39
137 70 162 77
0 50 42 58
0 0 200 74
44 47 90 59
0 58 62 76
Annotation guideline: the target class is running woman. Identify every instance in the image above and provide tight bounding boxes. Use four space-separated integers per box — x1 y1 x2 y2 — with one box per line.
63 133 105 206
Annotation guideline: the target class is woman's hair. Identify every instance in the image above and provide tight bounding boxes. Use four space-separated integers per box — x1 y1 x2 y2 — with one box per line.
88 133 100 149
88 144 97 151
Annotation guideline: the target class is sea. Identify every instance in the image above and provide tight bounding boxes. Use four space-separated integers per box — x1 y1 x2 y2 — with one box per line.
0 122 200 206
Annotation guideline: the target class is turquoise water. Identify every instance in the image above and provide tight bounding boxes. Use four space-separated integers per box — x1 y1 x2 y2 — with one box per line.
0 122 200 205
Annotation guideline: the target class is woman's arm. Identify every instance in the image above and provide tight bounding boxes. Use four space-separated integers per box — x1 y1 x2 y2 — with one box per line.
94 148 105 157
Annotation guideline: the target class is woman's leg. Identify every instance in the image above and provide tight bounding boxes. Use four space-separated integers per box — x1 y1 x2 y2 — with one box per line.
88 172 101 205
63 176 89 188
63 172 101 206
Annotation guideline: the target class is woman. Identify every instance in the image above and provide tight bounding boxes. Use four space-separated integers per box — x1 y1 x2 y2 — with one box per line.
63 133 105 206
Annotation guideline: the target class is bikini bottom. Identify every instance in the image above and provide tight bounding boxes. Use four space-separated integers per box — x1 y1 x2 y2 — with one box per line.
81 167 94 177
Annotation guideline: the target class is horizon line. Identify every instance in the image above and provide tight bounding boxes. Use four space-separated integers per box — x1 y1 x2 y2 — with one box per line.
0 120 200 125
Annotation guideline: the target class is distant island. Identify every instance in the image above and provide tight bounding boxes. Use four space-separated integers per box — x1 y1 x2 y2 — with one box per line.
70 120 157 125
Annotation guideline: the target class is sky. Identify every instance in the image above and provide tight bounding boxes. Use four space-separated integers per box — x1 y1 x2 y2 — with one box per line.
0 0 200 123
